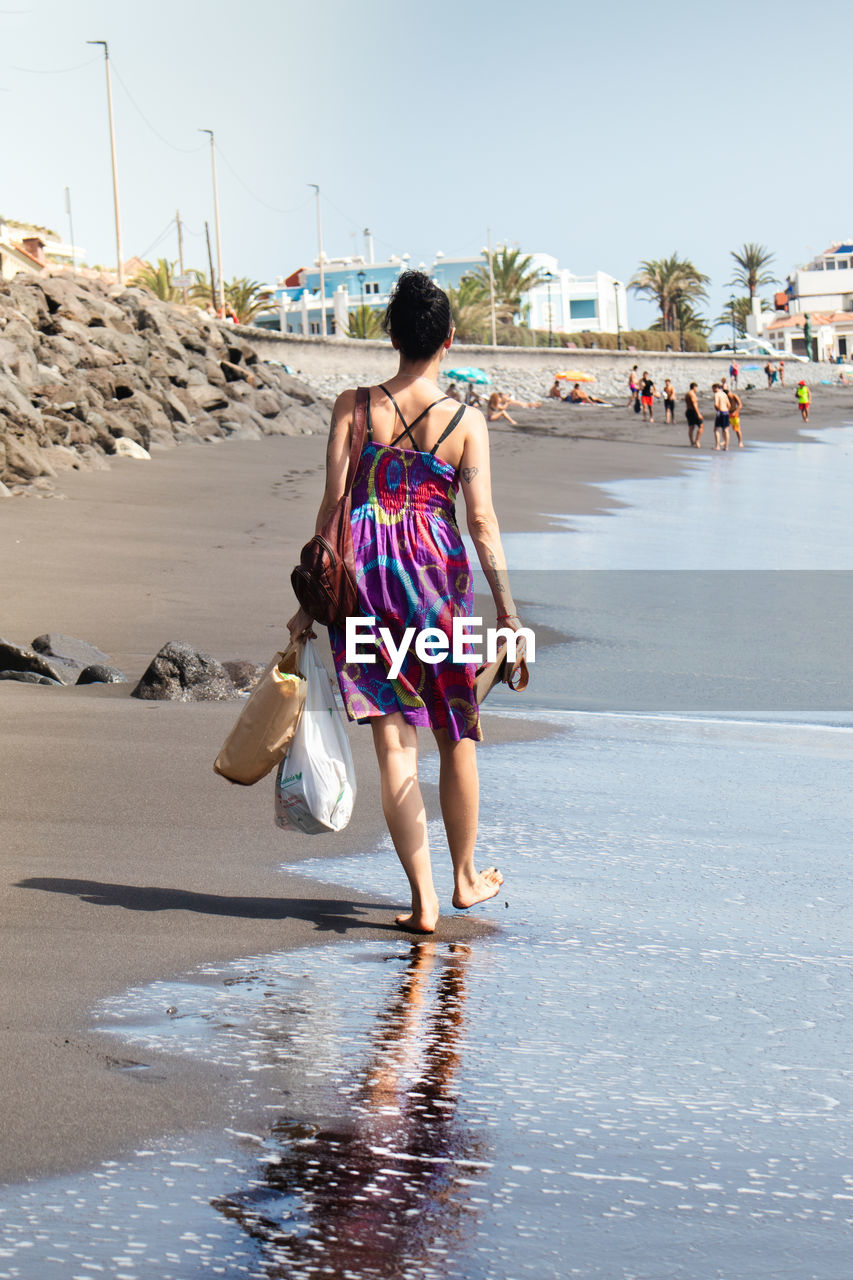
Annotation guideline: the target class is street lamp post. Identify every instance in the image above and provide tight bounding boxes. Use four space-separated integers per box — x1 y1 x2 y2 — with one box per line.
357 269 366 338
730 295 737 359
484 230 497 346
613 279 622 350
308 184 326 337
87 41 124 285
544 271 554 348
200 129 225 315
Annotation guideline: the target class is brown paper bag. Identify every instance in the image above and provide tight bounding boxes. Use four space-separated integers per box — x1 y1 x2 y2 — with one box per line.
213 639 306 785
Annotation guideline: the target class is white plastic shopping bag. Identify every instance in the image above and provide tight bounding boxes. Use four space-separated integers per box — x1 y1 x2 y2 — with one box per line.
274 639 356 834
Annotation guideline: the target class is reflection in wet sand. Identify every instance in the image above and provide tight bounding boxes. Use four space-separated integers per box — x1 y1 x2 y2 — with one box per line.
213 942 488 1277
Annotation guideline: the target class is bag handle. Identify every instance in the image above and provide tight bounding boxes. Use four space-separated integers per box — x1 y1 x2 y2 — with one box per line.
343 387 369 494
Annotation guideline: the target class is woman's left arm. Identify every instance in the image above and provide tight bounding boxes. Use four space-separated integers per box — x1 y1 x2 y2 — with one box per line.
286 389 356 637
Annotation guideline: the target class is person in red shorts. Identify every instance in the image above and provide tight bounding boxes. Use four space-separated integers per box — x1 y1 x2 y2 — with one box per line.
639 371 658 422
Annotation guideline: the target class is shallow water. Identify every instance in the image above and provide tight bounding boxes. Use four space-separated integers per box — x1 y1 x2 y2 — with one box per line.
2 429 852 1279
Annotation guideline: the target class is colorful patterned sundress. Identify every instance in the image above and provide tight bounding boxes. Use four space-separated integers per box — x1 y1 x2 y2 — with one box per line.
328 387 481 743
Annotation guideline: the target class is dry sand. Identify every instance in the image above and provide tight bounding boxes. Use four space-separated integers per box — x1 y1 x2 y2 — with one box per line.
0 382 842 1183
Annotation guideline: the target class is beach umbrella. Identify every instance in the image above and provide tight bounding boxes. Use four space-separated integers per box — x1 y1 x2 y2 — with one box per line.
555 370 596 382
445 367 490 384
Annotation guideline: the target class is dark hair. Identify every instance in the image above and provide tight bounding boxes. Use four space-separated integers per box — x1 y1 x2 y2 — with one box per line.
383 270 452 359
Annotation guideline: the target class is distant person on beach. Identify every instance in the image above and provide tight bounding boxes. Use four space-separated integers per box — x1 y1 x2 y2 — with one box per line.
729 361 739 388
685 383 703 447
446 383 462 402
567 383 607 405
662 378 676 424
487 391 517 424
548 378 563 399
764 361 777 388
713 383 731 450
796 380 811 422
640 371 658 422
287 270 523 933
465 383 481 407
778 360 785 387
727 386 744 447
628 364 640 410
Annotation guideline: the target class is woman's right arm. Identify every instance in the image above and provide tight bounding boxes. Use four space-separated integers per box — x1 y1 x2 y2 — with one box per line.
457 409 520 630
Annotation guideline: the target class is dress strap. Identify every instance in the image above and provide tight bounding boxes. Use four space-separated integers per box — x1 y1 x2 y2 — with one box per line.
428 404 466 455
390 399 449 449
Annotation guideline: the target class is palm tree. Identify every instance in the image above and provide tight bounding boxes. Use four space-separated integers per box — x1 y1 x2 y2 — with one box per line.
446 277 490 343
652 295 710 338
629 255 710 331
714 296 753 337
131 257 182 302
728 243 777 299
224 277 273 325
468 247 542 323
348 306 384 339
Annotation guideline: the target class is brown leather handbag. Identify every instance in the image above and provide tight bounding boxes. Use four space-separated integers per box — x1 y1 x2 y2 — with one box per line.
291 387 368 627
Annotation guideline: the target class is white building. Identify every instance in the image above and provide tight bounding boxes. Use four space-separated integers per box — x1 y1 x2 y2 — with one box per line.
788 242 853 314
523 254 627 337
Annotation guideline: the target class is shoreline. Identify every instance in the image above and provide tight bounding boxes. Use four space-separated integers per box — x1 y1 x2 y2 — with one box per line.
0 385 846 1184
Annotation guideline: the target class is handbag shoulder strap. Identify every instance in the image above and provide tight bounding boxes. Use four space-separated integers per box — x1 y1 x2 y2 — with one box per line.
343 387 369 494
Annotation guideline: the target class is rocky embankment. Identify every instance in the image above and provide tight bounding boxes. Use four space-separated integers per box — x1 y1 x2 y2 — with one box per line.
0 275 331 496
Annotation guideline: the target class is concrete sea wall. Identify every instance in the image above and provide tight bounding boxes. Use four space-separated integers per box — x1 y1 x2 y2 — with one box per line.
234 326 826 403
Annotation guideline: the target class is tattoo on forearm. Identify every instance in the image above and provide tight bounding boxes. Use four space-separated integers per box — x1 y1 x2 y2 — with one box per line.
488 550 507 595
461 466 479 483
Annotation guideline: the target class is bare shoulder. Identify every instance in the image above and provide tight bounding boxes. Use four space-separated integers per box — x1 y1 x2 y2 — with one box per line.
333 388 359 421
459 404 488 437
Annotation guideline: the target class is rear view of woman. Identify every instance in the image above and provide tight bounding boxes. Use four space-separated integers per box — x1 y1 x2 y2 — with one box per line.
288 272 523 933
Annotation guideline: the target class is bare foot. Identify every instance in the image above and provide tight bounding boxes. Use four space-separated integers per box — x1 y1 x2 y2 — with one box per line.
395 895 440 934
452 867 504 910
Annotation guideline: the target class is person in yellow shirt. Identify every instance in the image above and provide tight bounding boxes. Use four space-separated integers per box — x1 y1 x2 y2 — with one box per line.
795 381 811 423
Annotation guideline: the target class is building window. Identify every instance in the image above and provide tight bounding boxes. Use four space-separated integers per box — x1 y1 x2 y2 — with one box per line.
837 259 849 269
826 259 836 270
569 298 597 320
310 321 320 334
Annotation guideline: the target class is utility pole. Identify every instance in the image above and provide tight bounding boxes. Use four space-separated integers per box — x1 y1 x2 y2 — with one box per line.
309 184 326 336
200 129 225 315
205 221 217 311
613 280 622 350
64 187 76 272
486 228 497 346
176 208 187 304
87 41 124 285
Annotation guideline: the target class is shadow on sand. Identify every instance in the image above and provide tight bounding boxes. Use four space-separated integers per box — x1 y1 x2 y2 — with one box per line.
15 877 401 934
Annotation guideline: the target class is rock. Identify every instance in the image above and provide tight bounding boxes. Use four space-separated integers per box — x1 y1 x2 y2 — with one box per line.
4 435 57 480
187 383 229 412
222 660 264 691
0 481 12 498
0 669 63 686
131 641 237 702
76 664 128 685
0 638 65 682
114 437 151 460
31 633 112 667
253 389 285 418
220 359 249 383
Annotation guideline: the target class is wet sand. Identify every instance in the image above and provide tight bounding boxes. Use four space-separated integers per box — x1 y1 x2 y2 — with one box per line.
0 383 845 1184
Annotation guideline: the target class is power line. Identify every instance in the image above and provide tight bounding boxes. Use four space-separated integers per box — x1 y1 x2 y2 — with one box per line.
11 54 100 73
136 216 178 263
215 143 314 217
110 61 205 155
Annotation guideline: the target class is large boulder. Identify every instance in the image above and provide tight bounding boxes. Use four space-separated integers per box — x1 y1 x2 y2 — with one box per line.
0 638 65 682
131 641 237 702
0 670 62 686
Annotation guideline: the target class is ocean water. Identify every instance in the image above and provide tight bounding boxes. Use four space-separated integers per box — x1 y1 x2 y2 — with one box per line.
1 428 852 1280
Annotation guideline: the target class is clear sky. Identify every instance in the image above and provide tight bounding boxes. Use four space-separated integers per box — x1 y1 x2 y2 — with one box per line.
2 0 849 331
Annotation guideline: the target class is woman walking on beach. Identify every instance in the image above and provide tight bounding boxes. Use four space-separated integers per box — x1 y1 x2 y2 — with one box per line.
288 271 523 933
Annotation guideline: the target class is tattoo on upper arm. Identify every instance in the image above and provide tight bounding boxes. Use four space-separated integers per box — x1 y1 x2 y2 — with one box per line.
325 412 338 467
461 466 479 484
